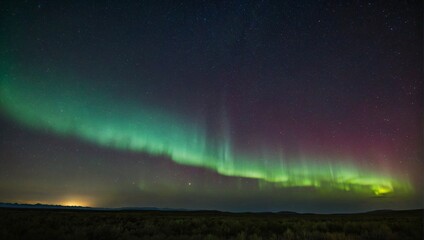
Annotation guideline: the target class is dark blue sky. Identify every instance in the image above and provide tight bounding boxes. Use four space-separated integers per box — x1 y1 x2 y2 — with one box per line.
0 0 422 212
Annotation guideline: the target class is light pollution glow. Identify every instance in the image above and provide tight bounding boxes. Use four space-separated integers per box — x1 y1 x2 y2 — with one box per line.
14 197 93 207
0 67 413 197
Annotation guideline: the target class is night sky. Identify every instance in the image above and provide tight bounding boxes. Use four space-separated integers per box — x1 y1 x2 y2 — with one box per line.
0 0 422 213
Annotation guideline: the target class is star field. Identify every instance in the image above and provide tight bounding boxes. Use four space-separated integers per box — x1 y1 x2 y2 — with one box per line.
0 0 422 212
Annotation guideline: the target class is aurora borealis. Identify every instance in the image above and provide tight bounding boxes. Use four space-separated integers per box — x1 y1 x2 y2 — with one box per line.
0 1 422 212
0 71 414 196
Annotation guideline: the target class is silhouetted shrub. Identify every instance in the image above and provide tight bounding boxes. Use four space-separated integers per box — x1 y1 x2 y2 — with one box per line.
0 209 421 240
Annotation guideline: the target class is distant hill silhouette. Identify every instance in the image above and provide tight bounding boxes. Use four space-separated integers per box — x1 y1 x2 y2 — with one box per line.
0 202 92 210
0 202 190 212
0 202 422 215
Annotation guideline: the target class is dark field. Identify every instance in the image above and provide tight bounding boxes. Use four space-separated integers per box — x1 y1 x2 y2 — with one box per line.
0 208 422 240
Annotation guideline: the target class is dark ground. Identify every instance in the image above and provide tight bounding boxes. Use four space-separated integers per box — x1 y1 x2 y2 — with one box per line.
0 208 422 240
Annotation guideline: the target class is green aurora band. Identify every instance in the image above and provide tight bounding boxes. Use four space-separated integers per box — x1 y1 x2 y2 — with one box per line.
0 67 413 197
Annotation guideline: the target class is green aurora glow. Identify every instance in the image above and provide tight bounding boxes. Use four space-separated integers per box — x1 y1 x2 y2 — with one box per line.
0 67 413 197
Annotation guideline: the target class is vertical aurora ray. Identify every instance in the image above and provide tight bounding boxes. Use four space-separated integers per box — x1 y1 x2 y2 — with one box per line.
0 66 413 197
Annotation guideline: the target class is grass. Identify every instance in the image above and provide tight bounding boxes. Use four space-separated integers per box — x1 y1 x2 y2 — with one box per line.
0 208 422 240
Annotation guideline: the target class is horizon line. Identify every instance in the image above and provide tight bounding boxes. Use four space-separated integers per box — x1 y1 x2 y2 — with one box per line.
0 202 422 215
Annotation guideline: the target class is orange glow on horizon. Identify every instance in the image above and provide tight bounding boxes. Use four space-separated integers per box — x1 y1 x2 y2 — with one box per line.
59 195 94 207
13 195 95 207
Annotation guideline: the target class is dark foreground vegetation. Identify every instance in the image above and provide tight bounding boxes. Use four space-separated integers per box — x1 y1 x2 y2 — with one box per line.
0 208 422 240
